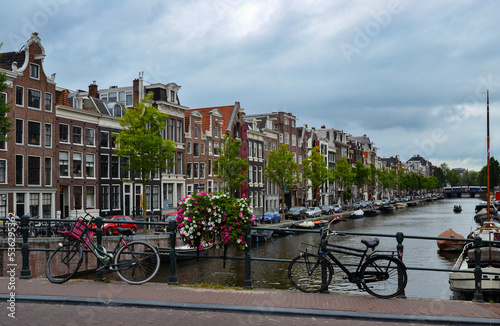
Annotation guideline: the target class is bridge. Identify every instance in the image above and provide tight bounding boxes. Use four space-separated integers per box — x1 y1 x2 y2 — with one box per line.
443 186 487 198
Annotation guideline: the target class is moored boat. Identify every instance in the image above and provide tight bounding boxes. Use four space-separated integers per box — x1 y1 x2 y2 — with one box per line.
157 243 213 263
250 229 273 243
363 209 381 217
436 228 466 252
350 209 364 219
380 204 396 213
453 205 462 213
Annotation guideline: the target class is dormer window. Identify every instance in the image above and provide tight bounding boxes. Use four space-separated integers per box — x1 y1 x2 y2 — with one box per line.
170 90 175 103
30 64 39 80
74 98 82 109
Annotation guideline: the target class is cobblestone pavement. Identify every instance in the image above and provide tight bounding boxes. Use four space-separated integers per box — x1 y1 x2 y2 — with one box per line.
0 277 499 325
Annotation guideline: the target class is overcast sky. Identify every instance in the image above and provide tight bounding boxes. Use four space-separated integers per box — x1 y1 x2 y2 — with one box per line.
3 0 500 171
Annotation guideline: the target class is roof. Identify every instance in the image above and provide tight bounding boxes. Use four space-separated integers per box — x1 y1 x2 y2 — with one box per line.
56 89 72 107
185 104 237 134
0 51 25 70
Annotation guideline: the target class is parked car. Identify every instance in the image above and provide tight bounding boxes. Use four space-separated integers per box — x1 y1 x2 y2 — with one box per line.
286 206 307 220
320 205 333 215
332 204 342 213
155 212 177 232
306 207 322 217
91 215 137 236
260 210 281 224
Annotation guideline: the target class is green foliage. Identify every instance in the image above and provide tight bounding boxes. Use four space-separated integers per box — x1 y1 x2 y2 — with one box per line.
352 161 368 193
264 144 300 216
331 157 354 205
302 146 330 205
113 93 176 218
0 45 13 142
214 135 249 197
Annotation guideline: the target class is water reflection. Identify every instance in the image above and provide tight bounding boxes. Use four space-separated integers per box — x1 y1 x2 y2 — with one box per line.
154 198 482 300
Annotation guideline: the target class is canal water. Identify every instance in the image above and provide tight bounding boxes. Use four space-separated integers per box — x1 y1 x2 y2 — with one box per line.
153 198 482 300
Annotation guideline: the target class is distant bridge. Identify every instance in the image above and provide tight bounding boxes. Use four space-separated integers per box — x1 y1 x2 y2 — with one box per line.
443 186 487 198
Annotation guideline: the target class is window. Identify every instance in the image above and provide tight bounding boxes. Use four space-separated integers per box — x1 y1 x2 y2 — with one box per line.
86 128 95 146
30 63 39 79
214 142 219 156
16 86 24 106
194 127 198 138
152 186 159 210
248 168 252 183
279 134 283 143
292 119 295 127
187 162 192 178
59 124 69 142
16 119 23 144
73 126 82 144
292 134 296 147
59 151 69 177
200 163 205 178
100 131 109 148
166 184 173 208
169 119 174 141
0 160 6 183
170 90 175 102
111 156 119 178
214 127 219 138
111 185 120 210
100 155 109 178
201 143 205 155
26 121 41 146
118 91 125 102
42 193 51 218
86 186 95 208
284 117 288 125
146 186 151 210
16 155 23 185
108 92 117 102
187 142 191 154
126 92 133 107
193 163 199 178
45 93 52 111
208 141 212 155
86 154 95 177
193 143 199 157
44 157 51 186
73 152 82 177
71 186 82 210
176 120 182 142
285 133 289 144
176 152 182 175
44 124 52 147
29 193 39 217
208 159 212 176
28 156 41 185
101 185 109 210
28 89 41 109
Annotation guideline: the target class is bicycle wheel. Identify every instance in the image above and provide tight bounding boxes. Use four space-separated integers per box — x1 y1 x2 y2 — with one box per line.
115 240 160 284
360 256 407 299
288 253 333 293
46 242 83 284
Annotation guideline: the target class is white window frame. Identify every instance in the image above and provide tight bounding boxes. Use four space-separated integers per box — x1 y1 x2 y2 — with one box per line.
59 123 69 143
44 123 52 148
0 159 7 184
27 88 42 110
15 85 24 107
45 92 52 112
15 119 24 145
30 63 40 80
44 157 52 186
27 155 41 186
27 120 42 147
86 153 95 178
73 126 83 145
59 151 70 177
86 128 95 146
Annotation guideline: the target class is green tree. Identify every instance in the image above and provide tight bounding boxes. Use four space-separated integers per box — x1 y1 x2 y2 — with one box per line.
264 144 300 218
0 44 13 143
447 171 461 187
114 93 176 220
352 161 368 202
331 157 354 205
366 163 379 200
214 134 249 197
302 146 330 206
433 165 447 187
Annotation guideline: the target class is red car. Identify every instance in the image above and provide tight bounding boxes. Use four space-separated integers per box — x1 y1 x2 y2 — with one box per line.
91 215 137 236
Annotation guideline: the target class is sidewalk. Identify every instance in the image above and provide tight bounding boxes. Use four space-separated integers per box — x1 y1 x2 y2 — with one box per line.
1 277 499 325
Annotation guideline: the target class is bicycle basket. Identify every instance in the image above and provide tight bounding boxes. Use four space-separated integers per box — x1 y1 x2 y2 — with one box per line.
298 243 319 254
61 218 94 246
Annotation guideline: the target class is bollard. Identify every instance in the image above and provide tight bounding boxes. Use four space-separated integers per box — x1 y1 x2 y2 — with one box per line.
244 225 253 289
94 216 106 281
472 236 484 303
395 232 406 298
168 220 178 285
20 215 32 279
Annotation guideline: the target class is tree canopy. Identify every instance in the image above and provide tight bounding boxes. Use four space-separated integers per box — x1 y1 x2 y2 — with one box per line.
214 134 249 197
302 146 330 206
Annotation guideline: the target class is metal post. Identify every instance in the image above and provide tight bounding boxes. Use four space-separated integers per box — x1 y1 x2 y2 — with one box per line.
20 215 32 279
94 216 106 281
244 225 253 289
472 236 484 302
168 220 178 285
396 232 406 298
319 227 329 293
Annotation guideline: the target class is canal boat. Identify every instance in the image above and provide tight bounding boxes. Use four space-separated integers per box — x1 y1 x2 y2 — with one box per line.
453 205 462 213
295 219 329 229
379 204 396 213
250 229 273 243
436 228 466 252
157 244 213 263
350 209 364 219
363 209 381 217
449 90 500 301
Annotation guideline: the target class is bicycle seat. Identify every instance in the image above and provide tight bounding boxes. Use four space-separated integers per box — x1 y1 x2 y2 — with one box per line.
117 227 133 236
361 238 379 249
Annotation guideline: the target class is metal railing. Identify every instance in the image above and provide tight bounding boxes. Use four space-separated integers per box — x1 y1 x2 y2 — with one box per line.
1 215 499 303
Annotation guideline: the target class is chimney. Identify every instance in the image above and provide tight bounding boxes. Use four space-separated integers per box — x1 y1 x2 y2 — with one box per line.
88 81 98 99
133 78 139 105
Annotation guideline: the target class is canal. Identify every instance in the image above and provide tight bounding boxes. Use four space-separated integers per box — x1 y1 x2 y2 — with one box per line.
153 198 481 301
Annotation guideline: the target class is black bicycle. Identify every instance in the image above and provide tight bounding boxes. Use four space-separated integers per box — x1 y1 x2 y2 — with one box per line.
46 211 160 285
288 223 407 299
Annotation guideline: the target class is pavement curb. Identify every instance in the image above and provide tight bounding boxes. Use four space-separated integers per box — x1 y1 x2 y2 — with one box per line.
3 294 499 325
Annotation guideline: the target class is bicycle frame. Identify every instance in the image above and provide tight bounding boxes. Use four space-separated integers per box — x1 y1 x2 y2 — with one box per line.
320 241 370 285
